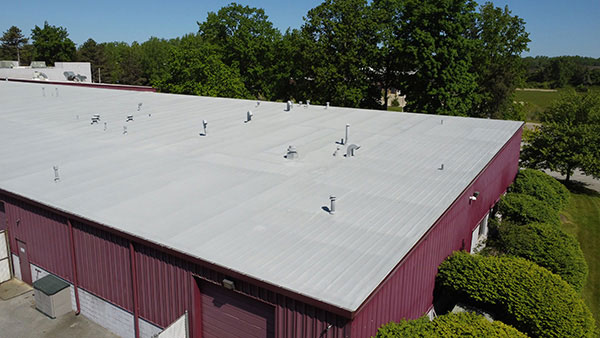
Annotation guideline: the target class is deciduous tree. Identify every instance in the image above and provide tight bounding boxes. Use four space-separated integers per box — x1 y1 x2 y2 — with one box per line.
31 21 76 65
521 91 600 182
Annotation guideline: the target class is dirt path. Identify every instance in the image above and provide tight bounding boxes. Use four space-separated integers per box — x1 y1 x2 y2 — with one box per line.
516 88 558 92
544 169 600 193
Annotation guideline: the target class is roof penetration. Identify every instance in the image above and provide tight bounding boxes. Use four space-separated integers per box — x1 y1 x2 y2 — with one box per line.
0 82 522 312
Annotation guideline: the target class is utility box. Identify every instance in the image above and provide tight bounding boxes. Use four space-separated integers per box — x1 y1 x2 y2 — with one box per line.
33 274 71 318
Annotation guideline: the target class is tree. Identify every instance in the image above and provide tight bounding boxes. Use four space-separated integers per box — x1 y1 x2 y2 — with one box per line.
154 34 250 99
0 26 28 65
521 91 600 182
437 252 596 338
375 312 527 337
139 37 173 86
396 0 479 116
198 3 281 99
76 38 106 83
470 3 530 119
30 21 76 65
298 0 379 108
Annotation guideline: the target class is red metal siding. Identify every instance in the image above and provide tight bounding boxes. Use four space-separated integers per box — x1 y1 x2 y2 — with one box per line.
72 221 133 311
350 127 523 337
135 244 351 338
2 196 72 281
135 243 193 328
200 280 275 338
0 202 6 231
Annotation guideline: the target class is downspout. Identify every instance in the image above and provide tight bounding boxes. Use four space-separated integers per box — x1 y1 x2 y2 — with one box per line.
67 219 81 315
129 241 140 338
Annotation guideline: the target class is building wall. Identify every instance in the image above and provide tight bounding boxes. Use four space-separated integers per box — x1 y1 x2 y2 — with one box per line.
0 62 92 82
350 127 523 337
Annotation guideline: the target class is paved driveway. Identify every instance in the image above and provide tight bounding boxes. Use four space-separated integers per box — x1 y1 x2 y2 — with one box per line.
0 279 118 338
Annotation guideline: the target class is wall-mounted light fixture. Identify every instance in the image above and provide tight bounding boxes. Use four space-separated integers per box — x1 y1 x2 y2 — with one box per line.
469 191 480 201
222 279 235 290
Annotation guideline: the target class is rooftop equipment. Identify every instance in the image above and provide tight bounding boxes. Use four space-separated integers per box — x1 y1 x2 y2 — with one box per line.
329 195 336 214
126 115 134 122
33 274 72 319
345 124 350 145
246 111 253 123
137 103 143 111
53 166 60 182
202 120 208 136
346 144 360 157
285 145 298 159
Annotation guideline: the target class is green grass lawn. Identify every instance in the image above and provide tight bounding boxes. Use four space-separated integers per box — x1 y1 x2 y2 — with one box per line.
515 86 600 122
561 185 600 323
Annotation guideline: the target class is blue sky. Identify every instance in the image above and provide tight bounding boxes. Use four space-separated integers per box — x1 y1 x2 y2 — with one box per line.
1 0 598 57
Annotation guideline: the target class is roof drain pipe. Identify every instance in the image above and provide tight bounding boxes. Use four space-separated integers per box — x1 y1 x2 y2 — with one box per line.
129 242 140 338
67 219 81 315
329 195 336 214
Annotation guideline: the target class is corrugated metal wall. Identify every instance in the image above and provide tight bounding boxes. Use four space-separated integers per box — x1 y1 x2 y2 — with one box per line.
350 127 523 337
72 221 133 312
135 242 351 338
2 196 72 281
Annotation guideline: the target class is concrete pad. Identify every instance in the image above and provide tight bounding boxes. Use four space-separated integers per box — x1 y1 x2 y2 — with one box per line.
0 288 118 338
0 279 32 300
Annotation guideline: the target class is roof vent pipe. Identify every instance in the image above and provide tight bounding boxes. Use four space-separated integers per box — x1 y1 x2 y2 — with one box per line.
42 87 45 97
326 102 330 109
53 166 60 182
347 144 360 157
285 145 298 159
202 120 208 136
441 119 444 125
55 87 59 97
138 103 143 111
91 114 100 124
345 124 350 145
286 101 292 111
104 122 107 131
123 126 128 134
439 163 444 170
246 111 253 123
306 100 310 107
329 195 336 214
126 115 134 122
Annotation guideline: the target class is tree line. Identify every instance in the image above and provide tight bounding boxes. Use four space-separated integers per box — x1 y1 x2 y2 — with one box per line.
523 56 600 89
1 0 531 118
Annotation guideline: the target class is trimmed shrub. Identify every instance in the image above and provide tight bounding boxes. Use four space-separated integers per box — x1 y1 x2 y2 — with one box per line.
511 169 570 211
498 222 588 292
437 252 596 338
374 312 527 337
498 193 560 226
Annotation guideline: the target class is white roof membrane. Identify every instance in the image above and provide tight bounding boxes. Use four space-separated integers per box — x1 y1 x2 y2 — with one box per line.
0 82 522 311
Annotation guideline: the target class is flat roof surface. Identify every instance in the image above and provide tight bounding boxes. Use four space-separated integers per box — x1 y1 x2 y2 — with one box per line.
0 82 522 311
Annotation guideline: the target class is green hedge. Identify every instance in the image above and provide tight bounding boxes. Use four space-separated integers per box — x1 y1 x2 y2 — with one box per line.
498 193 560 226
374 312 527 337
511 169 570 211
498 222 588 292
437 252 596 338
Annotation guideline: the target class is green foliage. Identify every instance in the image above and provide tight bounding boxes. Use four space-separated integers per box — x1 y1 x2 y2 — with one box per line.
511 169 569 211
437 252 596 338
154 34 250 99
76 38 105 83
470 3 530 119
30 21 76 65
521 91 600 182
198 3 281 99
498 222 588 292
374 312 527 337
399 0 478 116
0 26 28 65
298 0 379 108
498 193 560 226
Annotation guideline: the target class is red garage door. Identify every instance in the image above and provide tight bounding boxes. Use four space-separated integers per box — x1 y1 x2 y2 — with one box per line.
201 281 274 338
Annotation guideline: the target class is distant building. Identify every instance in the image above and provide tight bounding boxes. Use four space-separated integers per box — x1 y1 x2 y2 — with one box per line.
0 81 523 338
0 61 92 83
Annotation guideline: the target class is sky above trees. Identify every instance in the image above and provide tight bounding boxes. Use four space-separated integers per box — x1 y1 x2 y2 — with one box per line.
0 0 598 57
